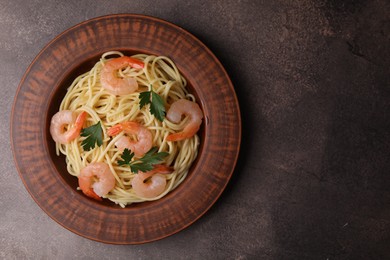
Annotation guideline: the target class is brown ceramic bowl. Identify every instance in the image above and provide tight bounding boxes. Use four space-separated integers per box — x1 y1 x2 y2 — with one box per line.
11 14 241 244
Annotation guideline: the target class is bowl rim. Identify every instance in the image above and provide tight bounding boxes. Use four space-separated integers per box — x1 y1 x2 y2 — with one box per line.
11 13 241 244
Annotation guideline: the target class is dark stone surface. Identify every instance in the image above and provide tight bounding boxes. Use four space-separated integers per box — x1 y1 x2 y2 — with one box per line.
1 0 389 258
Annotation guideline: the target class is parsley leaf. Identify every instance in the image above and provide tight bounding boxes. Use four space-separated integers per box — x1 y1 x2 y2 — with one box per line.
139 91 151 109
150 91 166 121
139 87 166 121
80 121 103 151
117 148 134 166
129 162 154 173
117 147 169 173
140 147 169 165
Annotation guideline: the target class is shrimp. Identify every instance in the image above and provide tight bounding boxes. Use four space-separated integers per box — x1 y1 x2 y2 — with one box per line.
131 164 173 198
107 121 152 157
166 99 203 141
100 56 144 95
50 110 86 144
78 162 116 201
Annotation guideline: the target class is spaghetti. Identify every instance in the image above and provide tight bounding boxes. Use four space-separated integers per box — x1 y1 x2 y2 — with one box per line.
52 51 201 207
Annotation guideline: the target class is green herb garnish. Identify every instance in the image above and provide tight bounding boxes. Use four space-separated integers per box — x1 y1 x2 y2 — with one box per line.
80 121 103 151
139 86 166 121
117 147 169 173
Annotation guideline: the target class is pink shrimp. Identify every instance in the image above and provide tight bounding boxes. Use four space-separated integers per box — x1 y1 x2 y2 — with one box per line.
131 164 173 198
107 121 152 157
78 162 116 201
50 110 87 144
100 56 144 95
166 99 203 141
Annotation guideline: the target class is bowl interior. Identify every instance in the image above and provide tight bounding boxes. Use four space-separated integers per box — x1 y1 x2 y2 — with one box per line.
45 50 205 208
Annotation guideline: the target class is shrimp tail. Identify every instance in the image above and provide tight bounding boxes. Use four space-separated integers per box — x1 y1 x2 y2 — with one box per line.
107 122 139 136
65 111 87 140
138 164 173 180
152 164 174 174
166 131 193 142
125 57 145 69
75 111 87 129
83 188 103 201
107 124 124 136
166 132 185 142
78 174 103 201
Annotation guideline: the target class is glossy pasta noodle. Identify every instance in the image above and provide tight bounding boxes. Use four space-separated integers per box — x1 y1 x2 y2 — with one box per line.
54 51 200 207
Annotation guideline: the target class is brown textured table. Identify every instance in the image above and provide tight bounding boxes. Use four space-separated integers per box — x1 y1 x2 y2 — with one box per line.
2 0 389 258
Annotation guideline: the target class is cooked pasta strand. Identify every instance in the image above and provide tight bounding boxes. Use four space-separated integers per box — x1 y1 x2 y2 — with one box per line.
54 52 200 207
